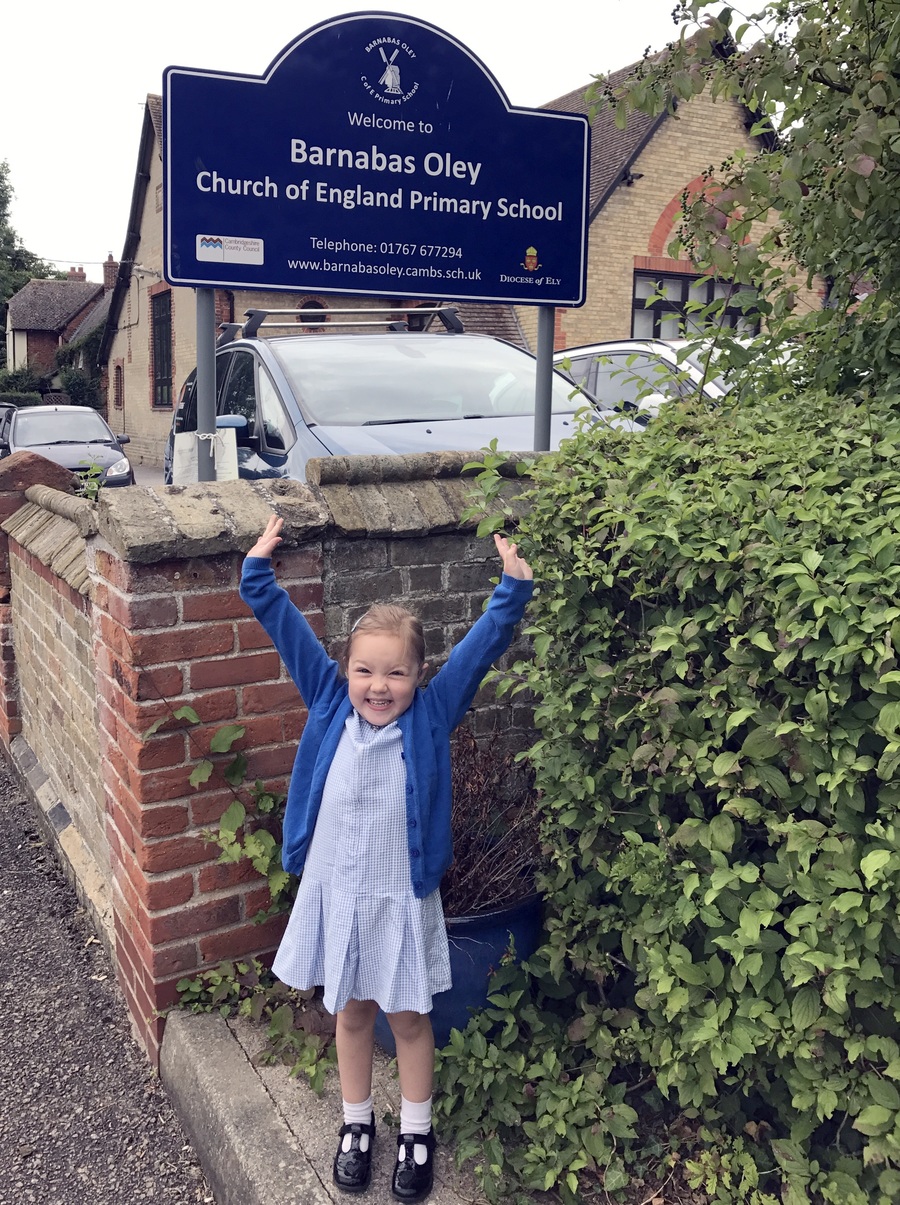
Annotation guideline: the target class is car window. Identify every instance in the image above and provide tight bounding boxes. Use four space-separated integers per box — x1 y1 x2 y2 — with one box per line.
559 354 596 394
174 371 197 434
218 351 257 437
13 410 115 446
270 336 583 426
258 370 295 452
591 353 688 409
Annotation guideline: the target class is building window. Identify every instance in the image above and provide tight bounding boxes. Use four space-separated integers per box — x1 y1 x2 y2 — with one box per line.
631 272 759 339
151 291 173 408
113 364 124 410
296 299 328 329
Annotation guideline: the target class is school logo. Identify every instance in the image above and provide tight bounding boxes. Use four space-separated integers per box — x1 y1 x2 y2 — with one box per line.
361 36 419 105
521 247 541 271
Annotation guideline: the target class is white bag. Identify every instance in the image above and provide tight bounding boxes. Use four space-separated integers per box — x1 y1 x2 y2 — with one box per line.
171 429 238 484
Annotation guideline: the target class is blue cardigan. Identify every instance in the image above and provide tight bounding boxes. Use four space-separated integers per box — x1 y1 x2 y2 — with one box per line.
239 558 534 898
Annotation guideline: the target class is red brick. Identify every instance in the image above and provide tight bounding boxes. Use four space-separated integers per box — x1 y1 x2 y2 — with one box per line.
130 623 235 665
127 763 196 805
138 664 186 700
243 884 276 919
156 979 189 1020
285 582 324 611
242 681 303 714
134 802 191 840
119 727 187 773
107 591 179 631
188 788 243 828
283 710 306 742
193 713 283 756
190 651 281 690
147 895 242 943
270 547 323 578
138 870 196 912
198 859 261 893
149 943 199 979
97 697 118 741
237 619 273 651
135 832 216 874
0 451 78 493
199 915 287 963
98 612 138 663
246 746 296 778
182 589 252 622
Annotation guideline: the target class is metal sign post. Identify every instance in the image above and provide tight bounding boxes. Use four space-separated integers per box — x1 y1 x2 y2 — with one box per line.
534 306 555 452
195 288 217 481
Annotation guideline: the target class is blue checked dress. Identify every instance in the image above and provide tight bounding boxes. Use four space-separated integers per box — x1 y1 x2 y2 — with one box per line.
272 711 452 1015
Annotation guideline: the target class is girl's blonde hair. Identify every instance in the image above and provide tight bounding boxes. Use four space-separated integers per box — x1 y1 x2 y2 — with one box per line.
342 604 426 671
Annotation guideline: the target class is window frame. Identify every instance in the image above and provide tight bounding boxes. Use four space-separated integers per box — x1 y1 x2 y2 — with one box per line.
151 290 174 409
631 271 759 339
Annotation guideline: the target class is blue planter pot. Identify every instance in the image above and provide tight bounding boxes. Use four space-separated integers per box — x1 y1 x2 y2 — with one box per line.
375 894 543 1054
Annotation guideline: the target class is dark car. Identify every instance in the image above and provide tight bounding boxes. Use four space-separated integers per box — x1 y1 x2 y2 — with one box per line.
164 306 631 484
0 404 134 487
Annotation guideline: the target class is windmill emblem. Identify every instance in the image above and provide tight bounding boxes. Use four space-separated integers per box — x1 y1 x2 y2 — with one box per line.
378 47 402 94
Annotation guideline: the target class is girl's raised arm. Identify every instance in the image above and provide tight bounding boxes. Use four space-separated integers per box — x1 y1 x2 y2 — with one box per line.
494 532 533 580
246 515 284 560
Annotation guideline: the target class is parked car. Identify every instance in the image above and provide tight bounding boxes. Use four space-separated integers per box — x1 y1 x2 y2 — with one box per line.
163 306 630 484
554 338 729 417
0 404 134 486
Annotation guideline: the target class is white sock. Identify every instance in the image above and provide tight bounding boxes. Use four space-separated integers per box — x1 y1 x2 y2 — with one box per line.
399 1095 432 1166
342 1096 373 1153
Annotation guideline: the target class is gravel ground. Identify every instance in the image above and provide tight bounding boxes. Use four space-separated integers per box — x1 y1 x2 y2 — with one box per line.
0 752 215 1205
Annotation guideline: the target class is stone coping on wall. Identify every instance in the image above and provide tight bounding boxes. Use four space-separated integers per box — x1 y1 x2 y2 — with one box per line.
2 501 91 595
2 453 537 568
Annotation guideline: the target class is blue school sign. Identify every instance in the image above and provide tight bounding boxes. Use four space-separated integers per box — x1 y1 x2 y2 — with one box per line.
163 12 589 306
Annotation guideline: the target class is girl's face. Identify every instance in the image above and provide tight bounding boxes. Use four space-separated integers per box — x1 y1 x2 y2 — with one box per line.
346 631 426 726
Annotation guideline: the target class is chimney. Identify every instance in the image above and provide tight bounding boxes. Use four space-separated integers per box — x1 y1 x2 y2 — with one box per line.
103 254 119 292
67 265 86 282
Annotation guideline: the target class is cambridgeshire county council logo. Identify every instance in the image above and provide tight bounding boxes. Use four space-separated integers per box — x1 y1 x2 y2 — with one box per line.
361 36 420 105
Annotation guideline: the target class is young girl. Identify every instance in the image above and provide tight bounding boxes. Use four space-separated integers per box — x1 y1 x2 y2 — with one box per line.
240 515 533 1201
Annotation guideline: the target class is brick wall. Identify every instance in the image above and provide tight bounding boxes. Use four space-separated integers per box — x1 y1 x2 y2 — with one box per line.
517 90 812 350
0 454 535 1063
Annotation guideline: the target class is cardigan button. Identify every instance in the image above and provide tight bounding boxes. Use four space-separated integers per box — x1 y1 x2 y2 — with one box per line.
407 818 417 829
410 848 420 859
413 880 423 891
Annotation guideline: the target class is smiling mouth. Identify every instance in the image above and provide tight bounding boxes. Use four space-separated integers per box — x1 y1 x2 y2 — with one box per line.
365 698 392 708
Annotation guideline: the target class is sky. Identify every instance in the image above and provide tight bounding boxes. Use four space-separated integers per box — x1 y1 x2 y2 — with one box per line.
4 0 684 278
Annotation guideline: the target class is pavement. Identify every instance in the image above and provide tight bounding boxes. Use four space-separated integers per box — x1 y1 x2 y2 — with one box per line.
3 539 486 1205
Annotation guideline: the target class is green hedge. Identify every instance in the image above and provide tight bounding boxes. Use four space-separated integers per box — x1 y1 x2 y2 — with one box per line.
437 389 900 1205
0 392 41 407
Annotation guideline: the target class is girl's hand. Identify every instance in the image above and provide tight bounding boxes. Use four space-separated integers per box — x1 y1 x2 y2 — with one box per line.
246 515 284 559
494 533 533 580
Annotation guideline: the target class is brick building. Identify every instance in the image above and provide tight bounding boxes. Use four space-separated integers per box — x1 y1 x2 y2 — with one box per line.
516 61 780 352
5 264 114 378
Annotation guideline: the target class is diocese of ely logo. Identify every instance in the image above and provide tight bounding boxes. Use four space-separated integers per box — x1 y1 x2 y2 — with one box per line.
361 36 420 105
521 247 541 271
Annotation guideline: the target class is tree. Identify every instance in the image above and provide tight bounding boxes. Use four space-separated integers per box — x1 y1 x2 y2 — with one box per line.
590 0 900 400
0 160 61 369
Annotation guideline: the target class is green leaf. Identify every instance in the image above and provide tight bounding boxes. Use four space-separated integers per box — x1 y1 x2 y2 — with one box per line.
741 727 782 760
852 1104 893 1136
709 812 737 852
210 724 246 754
860 849 892 885
791 985 822 1030
189 759 214 788
712 751 741 777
